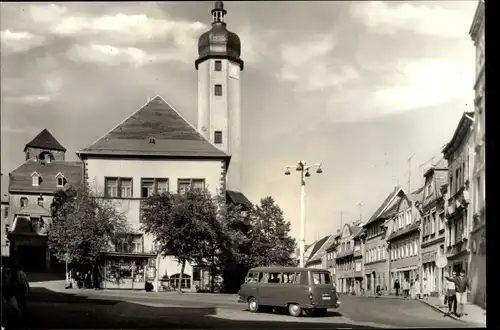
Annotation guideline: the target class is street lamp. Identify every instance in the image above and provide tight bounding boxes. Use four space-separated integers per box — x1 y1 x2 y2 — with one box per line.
284 160 323 268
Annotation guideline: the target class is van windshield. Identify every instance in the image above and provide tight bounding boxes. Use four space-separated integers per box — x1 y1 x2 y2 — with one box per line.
312 272 331 285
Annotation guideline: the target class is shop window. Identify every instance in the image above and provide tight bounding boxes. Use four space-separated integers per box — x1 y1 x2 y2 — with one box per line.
170 273 191 289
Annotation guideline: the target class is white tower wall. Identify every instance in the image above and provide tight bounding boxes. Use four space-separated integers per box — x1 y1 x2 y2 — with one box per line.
197 58 242 192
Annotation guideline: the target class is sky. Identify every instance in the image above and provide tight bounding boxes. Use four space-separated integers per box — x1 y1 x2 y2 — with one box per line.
1 1 478 243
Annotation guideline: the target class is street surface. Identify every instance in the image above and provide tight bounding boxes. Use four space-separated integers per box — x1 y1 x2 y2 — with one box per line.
25 288 471 329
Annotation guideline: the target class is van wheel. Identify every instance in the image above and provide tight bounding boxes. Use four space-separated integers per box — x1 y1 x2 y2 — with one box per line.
288 303 302 317
248 297 259 313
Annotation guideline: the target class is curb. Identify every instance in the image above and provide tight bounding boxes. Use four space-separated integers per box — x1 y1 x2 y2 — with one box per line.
418 299 464 323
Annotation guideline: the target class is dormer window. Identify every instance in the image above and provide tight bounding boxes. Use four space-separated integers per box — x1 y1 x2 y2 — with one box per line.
31 171 41 186
55 172 66 188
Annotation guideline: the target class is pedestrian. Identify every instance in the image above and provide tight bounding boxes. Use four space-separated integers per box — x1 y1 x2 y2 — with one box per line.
376 284 381 297
394 279 400 296
414 276 421 299
12 264 30 315
445 271 458 316
2 268 22 329
422 277 428 299
402 278 410 299
410 280 416 299
454 270 470 317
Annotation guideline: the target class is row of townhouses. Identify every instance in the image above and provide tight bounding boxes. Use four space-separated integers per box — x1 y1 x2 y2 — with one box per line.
1 1 251 292
302 1 485 309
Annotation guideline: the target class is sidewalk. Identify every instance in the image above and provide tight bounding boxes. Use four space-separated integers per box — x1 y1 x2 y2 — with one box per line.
370 293 486 326
420 296 486 327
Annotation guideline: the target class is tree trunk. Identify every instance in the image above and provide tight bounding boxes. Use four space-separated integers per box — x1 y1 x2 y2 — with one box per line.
211 246 216 293
178 259 186 292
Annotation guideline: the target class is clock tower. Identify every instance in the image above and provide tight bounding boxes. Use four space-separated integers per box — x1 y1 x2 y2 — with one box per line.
196 1 244 193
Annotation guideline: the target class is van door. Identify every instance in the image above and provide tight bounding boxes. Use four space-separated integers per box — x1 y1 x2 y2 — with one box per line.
311 271 337 304
258 271 283 306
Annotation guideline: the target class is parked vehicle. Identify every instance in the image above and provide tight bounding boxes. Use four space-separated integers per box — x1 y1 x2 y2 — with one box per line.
238 266 340 317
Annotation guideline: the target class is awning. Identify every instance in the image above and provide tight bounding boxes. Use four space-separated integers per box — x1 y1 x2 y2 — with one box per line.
99 251 157 259
392 266 418 272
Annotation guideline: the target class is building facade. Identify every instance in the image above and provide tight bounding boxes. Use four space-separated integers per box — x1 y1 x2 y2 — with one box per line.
1 175 9 257
335 223 364 294
78 96 231 291
442 112 474 279
6 129 82 271
468 0 486 309
74 1 249 292
386 188 423 293
324 232 340 286
306 234 336 269
362 187 405 294
420 159 447 296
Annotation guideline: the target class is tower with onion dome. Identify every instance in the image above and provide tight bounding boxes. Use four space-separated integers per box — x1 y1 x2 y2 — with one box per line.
196 0 244 193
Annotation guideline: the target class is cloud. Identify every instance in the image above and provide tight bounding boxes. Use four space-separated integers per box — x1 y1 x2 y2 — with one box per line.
2 94 53 104
0 29 46 54
67 44 155 67
326 59 472 122
0 125 41 135
351 1 474 39
23 4 207 65
278 34 359 91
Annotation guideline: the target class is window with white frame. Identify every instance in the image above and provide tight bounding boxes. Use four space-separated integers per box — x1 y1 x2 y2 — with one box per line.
405 240 409 257
407 209 412 225
105 177 133 198
438 212 445 231
409 239 414 255
178 178 205 193
382 245 385 259
430 212 436 234
413 240 418 256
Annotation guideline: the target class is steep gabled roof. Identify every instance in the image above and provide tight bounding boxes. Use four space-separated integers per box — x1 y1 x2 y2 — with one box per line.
307 234 336 265
9 160 82 194
408 186 425 204
442 112 474 157
364 186 405 226
24 129 66 152
307 235 330 262
78 96 229 159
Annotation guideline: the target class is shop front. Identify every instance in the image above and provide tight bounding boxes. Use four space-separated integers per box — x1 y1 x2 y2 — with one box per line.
100 252 157 290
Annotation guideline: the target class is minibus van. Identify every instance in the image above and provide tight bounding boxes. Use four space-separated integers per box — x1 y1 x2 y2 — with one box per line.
238 266 340 317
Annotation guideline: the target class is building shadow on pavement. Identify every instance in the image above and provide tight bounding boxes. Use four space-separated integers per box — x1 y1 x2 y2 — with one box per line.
24 288 374 329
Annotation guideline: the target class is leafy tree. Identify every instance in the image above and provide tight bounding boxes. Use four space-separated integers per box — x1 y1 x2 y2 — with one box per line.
48 185 129 266
216 196 296 293
212 195 252 293
141 187 218 291
247 196 297 267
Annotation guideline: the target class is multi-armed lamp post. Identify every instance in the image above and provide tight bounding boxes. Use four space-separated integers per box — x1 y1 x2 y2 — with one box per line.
285 160 323 268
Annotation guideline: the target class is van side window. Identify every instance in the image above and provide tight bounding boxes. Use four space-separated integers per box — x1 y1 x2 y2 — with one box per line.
268 272 282 283
246 272 259 283
312 272 331 284
260 272 269 283
283 272 301 284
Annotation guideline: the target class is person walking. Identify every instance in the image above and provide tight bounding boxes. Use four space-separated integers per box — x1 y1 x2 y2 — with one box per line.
410 280 416 299
414 276 421 299
12 265 30 315
454 270 470 317
394 279 400 296
445 271 458 316
422 277 428 299
402 278 410 299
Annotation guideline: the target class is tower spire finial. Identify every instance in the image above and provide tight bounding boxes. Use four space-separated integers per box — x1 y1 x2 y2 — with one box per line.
212 1 227 24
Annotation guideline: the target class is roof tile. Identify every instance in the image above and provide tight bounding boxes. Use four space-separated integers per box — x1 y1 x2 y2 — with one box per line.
9 160 82 193
24 129 66 152
78 96 228 158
